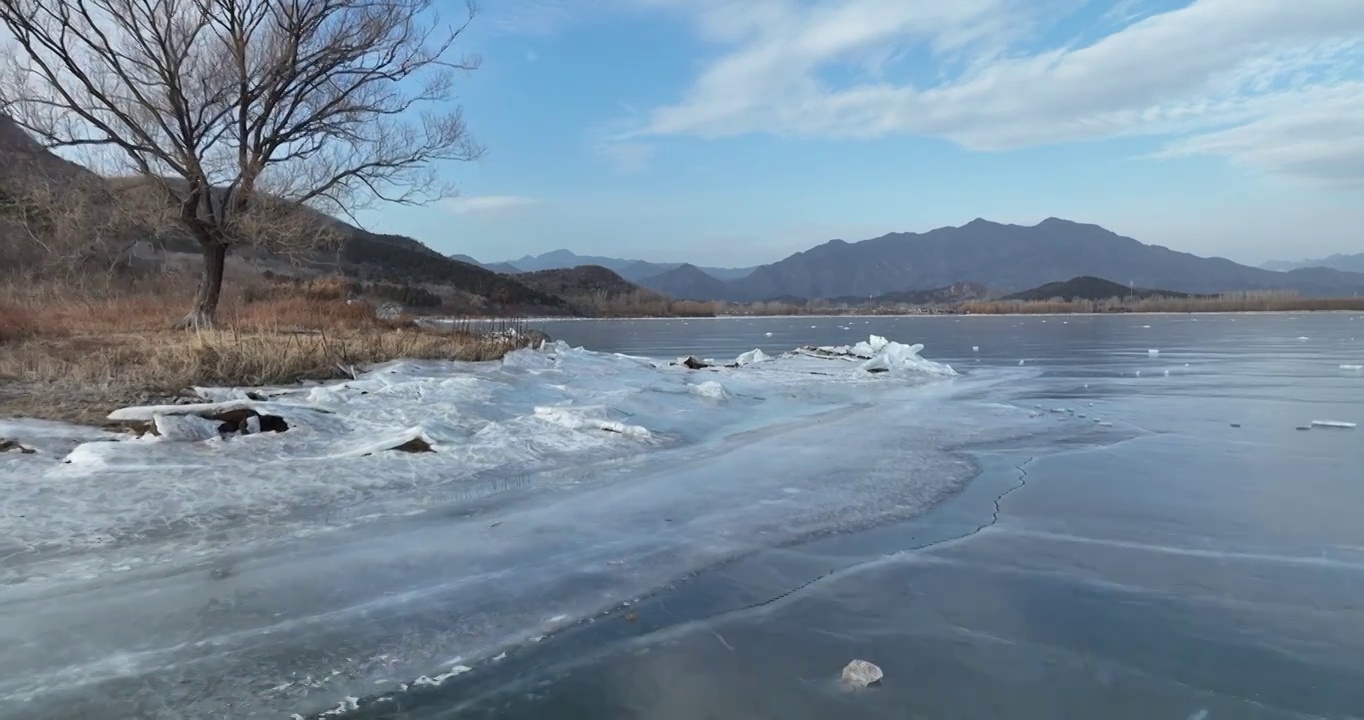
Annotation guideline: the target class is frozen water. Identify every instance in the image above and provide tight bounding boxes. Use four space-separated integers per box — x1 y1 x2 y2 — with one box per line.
0 335 1044 719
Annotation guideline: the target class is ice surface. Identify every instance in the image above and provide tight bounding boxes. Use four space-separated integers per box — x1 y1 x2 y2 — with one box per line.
152 413 223 442
0 336 1073 718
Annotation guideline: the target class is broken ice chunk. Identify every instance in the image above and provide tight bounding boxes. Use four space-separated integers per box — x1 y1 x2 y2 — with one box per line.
1310 420 1357 429
1148 349 1160 355
841 659 883 688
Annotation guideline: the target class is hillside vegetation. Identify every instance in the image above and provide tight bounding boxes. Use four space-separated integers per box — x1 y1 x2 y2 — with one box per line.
515 266 719 316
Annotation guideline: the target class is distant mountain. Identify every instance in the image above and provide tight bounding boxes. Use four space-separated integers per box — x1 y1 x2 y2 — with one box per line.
724 218 1364 300
446 253 521 274
1004 276 1196 302
827 282 989 306
514 265 668 315
504 249 756 284
1262 253 1364 274
638 263 734 301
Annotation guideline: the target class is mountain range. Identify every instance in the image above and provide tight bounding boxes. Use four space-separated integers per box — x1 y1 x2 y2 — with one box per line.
1261 254 1364 274
591 219 1361 302
10 113 1362 310
463 218 1364 302
464 249 757 283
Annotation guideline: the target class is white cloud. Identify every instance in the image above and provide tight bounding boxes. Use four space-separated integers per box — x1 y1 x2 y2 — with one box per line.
441 195 540 215
631 0 1364 184
595 141 656 175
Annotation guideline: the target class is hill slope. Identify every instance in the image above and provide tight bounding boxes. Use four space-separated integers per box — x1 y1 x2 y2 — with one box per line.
827 282 989 306
0 113 572 314
638 263 735 300
1004 276 1195 302
514 265 672 315
725 218 1364 300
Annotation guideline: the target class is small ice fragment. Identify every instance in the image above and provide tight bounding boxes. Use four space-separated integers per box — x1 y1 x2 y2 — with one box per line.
764 332 774 337
691 381 730 400
1097 421 1113 427
1148 349 1160 355
1341 364 1363 371
972 346 979 352
735 348 772 366
841 659 883 688
1019 359 1026 365
1164 369 1170 376
1298 336 1309 341
1310 420 1357 429
492 652 507 662
1135 371 1142 377
1050 408 1068 414
1142 324 1151 328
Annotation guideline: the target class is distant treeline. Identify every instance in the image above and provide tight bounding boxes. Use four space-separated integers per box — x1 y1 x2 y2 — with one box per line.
958 291 1364 315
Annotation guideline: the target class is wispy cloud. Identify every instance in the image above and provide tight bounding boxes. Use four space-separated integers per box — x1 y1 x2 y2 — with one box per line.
441 195 541 215
627 0 1364 184
595 141 656 175
486 0 615 36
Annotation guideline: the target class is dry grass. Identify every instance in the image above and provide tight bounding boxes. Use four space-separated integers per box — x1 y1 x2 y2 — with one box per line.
0 277 535 424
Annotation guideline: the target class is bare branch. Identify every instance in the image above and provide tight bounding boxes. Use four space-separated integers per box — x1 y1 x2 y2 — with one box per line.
0 0 481 326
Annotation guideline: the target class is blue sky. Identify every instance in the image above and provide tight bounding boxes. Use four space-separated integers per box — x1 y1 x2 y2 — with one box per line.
356 0 1364 268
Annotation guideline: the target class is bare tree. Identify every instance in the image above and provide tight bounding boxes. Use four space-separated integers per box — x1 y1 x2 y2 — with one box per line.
0 168 174 280
0 0 483 328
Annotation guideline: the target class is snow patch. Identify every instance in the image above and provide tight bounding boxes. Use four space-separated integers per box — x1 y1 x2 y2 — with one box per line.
533 406 651 438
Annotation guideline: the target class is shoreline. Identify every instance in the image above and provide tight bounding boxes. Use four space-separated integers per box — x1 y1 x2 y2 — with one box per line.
506 308 1364 323
1 336 1002 719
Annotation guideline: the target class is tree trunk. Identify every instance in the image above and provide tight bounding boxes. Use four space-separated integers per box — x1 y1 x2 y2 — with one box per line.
178 242 227 330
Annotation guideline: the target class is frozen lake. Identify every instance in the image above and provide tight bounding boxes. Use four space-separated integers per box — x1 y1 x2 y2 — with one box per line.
3 313 1363 719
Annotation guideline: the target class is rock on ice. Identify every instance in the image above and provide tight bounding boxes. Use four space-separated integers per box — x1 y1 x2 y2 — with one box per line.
841 659 883 688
